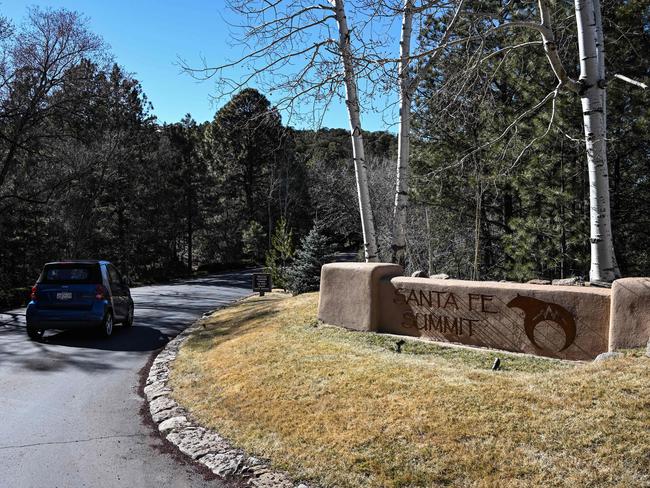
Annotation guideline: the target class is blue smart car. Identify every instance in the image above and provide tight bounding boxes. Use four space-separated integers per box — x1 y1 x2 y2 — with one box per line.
26 260 134 340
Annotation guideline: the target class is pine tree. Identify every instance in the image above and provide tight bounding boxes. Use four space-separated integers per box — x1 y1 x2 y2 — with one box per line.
265 217 294 291
202 88 285 262
242 221 266 264
287 223 333 295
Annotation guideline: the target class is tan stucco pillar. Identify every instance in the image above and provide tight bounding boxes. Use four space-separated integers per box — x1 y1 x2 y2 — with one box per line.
609 278 650 350
318 262 403 332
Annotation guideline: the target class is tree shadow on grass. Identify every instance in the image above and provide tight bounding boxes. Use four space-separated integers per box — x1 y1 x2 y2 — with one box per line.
184 304 282 353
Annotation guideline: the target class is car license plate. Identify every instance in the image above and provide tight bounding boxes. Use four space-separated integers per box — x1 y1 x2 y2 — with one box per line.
56 292 72 300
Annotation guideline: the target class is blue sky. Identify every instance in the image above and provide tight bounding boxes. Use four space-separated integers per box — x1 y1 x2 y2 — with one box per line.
3 0 396 131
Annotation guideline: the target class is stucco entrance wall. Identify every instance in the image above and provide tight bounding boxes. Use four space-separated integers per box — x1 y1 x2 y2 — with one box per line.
609 278 650 350
318 262 403 332
379 277 611 360
379 277 610 359
318 263 650 360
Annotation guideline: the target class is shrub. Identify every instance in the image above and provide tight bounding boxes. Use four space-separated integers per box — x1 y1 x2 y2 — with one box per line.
287 223 332 295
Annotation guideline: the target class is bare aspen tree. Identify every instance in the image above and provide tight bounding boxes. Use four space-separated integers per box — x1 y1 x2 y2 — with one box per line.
456 0 625 282
388 0 465 267
330 0 379 260
513 0 620 282
182 0 380 262
392 0 415 267
574 0 619 283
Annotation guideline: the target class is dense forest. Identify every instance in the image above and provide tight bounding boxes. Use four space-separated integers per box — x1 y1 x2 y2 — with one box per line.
0 2 648 307
406 0 650 281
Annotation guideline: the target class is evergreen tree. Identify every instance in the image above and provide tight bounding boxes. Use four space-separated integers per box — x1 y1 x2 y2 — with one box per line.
242 220 266 264
410 0 590 281
265 217 294 291
164 115 209 271
287 223 333 295
201 88 288 262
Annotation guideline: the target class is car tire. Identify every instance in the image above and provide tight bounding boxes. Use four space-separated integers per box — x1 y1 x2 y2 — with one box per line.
100 312 114 337
123 305 134 327
27 326 44 341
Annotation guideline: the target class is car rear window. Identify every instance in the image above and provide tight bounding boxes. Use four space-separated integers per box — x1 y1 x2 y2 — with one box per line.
39 264 101 284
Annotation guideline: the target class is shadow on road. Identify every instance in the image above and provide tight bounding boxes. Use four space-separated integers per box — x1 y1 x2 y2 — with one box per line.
0 270 254 373
170 271 254 288
0 324 123 373
43 325 169 352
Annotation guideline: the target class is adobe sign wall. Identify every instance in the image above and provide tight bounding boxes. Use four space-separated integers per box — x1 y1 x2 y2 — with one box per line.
318 263 650 361
380 277 610 360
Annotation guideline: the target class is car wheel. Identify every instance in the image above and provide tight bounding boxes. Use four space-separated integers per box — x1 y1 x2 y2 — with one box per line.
100 312 114 337
27 326 44 341
123 305 134 327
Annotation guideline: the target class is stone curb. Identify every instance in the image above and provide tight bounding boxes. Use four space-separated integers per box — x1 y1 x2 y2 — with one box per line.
145 311 309 488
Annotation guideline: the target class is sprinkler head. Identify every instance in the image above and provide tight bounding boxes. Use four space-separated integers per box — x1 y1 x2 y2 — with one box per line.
492 358 501 371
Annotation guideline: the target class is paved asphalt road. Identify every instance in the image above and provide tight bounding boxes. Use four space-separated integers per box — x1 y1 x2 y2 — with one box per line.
0 271 253 488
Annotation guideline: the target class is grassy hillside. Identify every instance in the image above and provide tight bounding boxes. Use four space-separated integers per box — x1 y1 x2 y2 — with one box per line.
170 293 650 488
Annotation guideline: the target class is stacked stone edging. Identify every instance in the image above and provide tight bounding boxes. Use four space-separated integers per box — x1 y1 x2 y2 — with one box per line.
145 316 309 488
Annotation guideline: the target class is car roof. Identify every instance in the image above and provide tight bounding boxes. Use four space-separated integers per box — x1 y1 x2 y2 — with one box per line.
44 260 111 266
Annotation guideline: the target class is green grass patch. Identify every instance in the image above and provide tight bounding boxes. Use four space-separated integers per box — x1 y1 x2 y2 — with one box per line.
300 321 574 373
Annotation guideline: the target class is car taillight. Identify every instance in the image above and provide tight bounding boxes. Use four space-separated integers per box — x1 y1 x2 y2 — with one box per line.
95 284 106 300
31 285 38 301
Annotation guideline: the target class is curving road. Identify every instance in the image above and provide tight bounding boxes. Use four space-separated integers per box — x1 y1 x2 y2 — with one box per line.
0 271 252 488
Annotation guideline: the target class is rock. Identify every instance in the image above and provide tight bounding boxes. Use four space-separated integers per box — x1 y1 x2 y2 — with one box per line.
552 277 580 286
200 452 245 476
249 472 294 488
167 427 212 459
594 351 623 361
158 416 190 434
152 406 186 423
249 466 271 476
430 273 449 280
411 270 429 278
646 339 650 357
246 456 264 468
149 396 178 416
527 279 551 285
144 381 172 401
146 366 170 385
167 427 231 460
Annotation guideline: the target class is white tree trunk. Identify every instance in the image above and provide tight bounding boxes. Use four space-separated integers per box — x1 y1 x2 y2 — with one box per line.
391 0 414 267
331 0 379 262
390 0 464 268
574 0 620 282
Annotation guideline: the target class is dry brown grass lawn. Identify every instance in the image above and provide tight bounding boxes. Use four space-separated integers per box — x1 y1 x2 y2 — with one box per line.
170 292 650 488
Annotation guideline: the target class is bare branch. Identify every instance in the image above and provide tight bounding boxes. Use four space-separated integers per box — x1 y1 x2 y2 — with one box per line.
507 84 560 172
427 87 559 177
613 73 647 89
